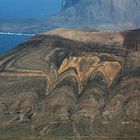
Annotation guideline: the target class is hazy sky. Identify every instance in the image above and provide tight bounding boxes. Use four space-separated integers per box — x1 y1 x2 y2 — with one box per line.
0 0 62 19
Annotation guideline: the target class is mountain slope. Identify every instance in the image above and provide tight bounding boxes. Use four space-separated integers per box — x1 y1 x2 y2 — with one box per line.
48 0 140 30
0 28 140 139
0 0 140 33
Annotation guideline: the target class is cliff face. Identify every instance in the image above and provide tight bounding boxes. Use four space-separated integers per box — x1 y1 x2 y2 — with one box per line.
48 0 140 30
0 28 140 139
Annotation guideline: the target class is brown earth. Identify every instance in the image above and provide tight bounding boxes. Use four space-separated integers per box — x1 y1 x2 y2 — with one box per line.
0 28 140 140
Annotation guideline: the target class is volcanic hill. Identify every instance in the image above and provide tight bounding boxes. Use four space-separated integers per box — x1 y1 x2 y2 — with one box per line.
0 28 140 139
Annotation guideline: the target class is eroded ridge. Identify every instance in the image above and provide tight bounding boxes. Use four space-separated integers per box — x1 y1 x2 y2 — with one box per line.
58 54 122 86
0 69 51 83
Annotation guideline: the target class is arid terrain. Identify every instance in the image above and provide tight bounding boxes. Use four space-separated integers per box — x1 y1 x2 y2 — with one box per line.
0 28 140 140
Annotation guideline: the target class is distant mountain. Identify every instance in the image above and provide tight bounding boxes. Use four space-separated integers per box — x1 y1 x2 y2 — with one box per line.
0 0 140 33
0 19 59 34
48 0 140 30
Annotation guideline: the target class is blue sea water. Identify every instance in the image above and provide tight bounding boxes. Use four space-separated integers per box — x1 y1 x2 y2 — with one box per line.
0 33 32 54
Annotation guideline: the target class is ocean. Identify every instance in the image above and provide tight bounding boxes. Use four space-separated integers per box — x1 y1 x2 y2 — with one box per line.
0 33 34 54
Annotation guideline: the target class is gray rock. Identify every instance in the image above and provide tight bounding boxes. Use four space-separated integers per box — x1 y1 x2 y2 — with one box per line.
49 0 140 30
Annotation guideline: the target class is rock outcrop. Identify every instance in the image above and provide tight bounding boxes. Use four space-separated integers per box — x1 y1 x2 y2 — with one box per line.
0 28 140 139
